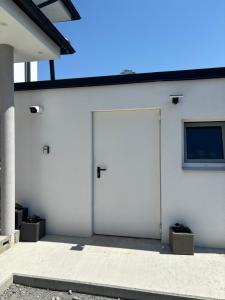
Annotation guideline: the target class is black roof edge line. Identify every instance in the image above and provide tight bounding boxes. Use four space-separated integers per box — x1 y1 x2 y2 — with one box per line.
12 0 75 55
14 67 225 91
61 0 81 20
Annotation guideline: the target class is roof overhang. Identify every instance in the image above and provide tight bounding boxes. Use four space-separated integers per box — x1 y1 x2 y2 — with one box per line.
33 0 81 22
0 0 75 63
12 0 75 55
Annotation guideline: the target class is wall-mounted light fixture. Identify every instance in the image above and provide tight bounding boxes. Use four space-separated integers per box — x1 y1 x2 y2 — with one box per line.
29 105 44 114
170 95 183 105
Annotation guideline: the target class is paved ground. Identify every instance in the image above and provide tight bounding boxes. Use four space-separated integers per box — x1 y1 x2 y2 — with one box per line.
0 284 119 300
0 235 224 300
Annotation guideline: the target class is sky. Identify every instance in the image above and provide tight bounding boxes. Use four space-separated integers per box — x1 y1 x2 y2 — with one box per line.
38 0 225 80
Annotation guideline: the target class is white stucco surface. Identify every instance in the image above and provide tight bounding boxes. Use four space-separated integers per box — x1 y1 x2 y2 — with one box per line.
14 78 225 248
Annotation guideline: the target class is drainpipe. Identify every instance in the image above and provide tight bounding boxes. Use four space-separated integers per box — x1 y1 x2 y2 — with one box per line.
0 45 15 239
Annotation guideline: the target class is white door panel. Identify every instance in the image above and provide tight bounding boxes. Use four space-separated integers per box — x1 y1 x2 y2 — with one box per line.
93 109 160 239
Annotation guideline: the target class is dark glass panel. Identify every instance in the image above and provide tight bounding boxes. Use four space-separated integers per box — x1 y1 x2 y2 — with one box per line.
186 126 224 160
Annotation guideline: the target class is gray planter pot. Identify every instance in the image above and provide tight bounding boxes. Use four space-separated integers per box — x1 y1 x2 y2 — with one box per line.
20 219 46 242
15 207 29 229
169 226 194 255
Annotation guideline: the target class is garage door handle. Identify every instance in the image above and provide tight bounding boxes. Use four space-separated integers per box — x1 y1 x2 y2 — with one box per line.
97 166 107 178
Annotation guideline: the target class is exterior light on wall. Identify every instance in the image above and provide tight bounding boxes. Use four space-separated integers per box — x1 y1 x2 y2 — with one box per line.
170 95 183 105
29 105 44 114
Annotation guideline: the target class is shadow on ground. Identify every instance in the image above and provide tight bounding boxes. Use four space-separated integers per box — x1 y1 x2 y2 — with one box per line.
41 235 225 255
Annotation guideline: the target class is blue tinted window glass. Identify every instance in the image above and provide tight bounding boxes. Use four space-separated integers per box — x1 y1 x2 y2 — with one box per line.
186 126 224 160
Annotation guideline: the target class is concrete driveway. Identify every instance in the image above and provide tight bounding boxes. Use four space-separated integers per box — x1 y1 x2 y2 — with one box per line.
0 235 224 299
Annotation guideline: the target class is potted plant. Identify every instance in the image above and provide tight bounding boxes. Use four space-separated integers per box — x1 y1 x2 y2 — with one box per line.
169 223 194 255
20 215 46 242
15 203 28 229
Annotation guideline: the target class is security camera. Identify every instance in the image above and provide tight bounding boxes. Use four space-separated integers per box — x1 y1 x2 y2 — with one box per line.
170 95 183 105
29 106 44 114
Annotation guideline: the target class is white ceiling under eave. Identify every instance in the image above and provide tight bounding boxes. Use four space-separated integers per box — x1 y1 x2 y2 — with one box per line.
0 0 60 62
33 0 73 23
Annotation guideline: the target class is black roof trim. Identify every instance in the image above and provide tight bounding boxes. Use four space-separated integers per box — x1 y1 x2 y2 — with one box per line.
15 67 225 91
61 0 81 20
12 0 75 55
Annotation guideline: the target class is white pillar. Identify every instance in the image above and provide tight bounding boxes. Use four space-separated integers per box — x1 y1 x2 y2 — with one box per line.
0 45 15 237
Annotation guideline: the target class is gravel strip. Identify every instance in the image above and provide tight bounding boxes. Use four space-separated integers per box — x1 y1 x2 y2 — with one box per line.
0 284 122 300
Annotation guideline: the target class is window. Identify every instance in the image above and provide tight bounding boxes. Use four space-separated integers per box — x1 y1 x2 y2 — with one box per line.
184 122 225 168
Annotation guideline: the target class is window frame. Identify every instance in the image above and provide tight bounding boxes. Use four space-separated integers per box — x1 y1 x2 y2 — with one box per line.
183 121 225 169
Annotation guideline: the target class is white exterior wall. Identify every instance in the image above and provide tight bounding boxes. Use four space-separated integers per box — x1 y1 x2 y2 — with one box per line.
14 78 225 248
14 62 38 83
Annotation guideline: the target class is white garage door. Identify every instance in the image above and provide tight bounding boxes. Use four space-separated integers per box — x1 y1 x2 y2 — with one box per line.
93 109 161 239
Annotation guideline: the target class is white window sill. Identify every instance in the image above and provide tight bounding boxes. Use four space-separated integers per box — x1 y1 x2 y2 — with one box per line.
182 163 225 171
